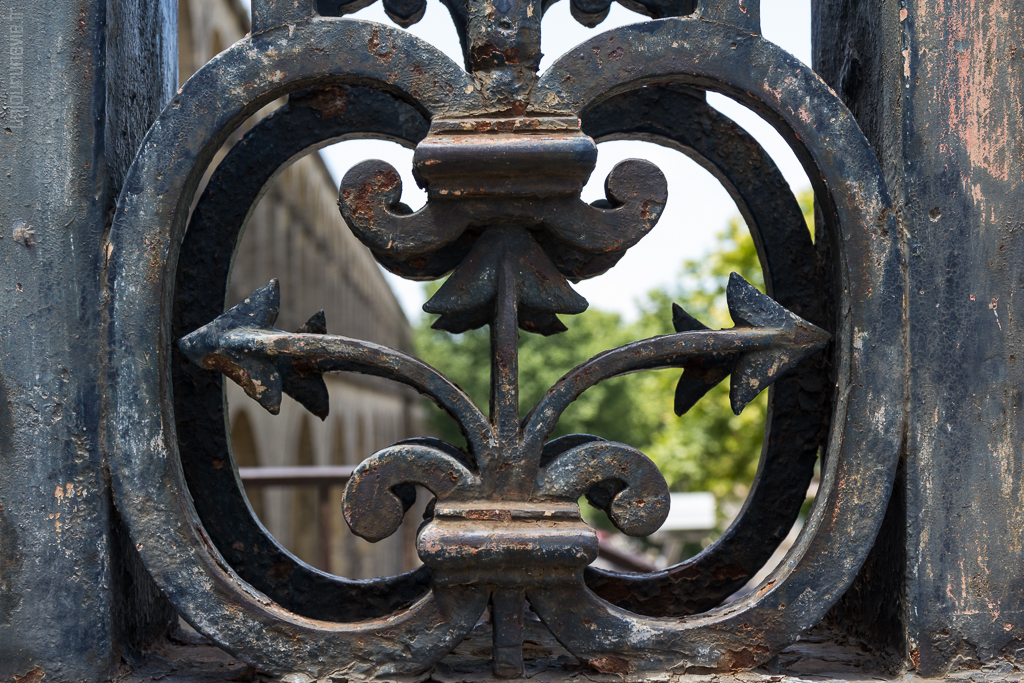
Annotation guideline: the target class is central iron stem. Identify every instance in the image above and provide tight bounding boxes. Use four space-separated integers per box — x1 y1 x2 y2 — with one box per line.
488 254 524 495
488 252 531 679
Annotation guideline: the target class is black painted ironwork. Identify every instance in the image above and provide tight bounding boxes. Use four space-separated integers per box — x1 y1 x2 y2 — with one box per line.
108 0 904 679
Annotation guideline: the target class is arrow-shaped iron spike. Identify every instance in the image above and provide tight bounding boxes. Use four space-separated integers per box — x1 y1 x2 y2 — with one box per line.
178 280 330 420
525 276 830 446
671 303 738 416
726 272 830 414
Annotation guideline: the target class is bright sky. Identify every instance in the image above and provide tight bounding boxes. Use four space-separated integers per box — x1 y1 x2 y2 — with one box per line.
238 0 812 322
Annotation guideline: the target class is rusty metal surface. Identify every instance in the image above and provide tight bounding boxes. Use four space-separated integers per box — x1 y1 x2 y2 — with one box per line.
815 0 1024 675
108 0 903 679
338 120 669 327
179 78 828 626
111 19 491 678
113 621 899 683
178 272 829 676
235 465 663 574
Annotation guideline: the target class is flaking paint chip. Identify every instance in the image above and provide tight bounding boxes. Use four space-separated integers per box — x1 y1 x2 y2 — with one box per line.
12 219 34 247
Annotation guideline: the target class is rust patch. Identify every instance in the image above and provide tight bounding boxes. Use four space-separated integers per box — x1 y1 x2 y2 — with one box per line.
464 509 513 521
717 644 771 671
144 235 164 284
471 43 520 66
305 86 350 118
589 656 631 674
201 354 258 400
712 562 749 581
367 29 393 64
13 667 45 683
347 169 400 220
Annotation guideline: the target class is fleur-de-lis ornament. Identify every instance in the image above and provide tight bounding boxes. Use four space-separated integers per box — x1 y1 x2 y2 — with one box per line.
111 0 903 679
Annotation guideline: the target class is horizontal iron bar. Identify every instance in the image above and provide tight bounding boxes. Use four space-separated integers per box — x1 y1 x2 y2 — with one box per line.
237 465 355 487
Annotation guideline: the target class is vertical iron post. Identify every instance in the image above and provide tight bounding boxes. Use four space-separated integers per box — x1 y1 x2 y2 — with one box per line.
816 0 1024 675
0 2 177 680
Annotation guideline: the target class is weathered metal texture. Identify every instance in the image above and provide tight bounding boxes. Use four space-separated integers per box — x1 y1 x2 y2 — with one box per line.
109 0 903 680
253 0 317 33
515 15 900 671
0 1 177 681
580 84 830 617
697 0 759 32
174 87 433 622
819 0 1024 675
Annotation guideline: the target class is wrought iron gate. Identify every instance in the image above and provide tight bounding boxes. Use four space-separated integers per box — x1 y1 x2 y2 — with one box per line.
106 0 903 678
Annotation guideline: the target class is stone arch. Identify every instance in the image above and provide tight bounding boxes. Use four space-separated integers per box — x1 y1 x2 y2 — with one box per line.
230 410 265 521
290 416 320 567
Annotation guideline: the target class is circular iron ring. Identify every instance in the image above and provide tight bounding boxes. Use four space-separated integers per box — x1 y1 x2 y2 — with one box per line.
173 87 432 623
110 14 901 677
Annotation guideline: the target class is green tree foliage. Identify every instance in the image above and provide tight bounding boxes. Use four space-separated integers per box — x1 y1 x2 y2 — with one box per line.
414 191 814 507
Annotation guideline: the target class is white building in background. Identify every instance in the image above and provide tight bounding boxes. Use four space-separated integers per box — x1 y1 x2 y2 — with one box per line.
179 0 426 579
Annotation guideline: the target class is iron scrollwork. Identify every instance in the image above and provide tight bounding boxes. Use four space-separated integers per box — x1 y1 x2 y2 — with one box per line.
111 0 904 679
